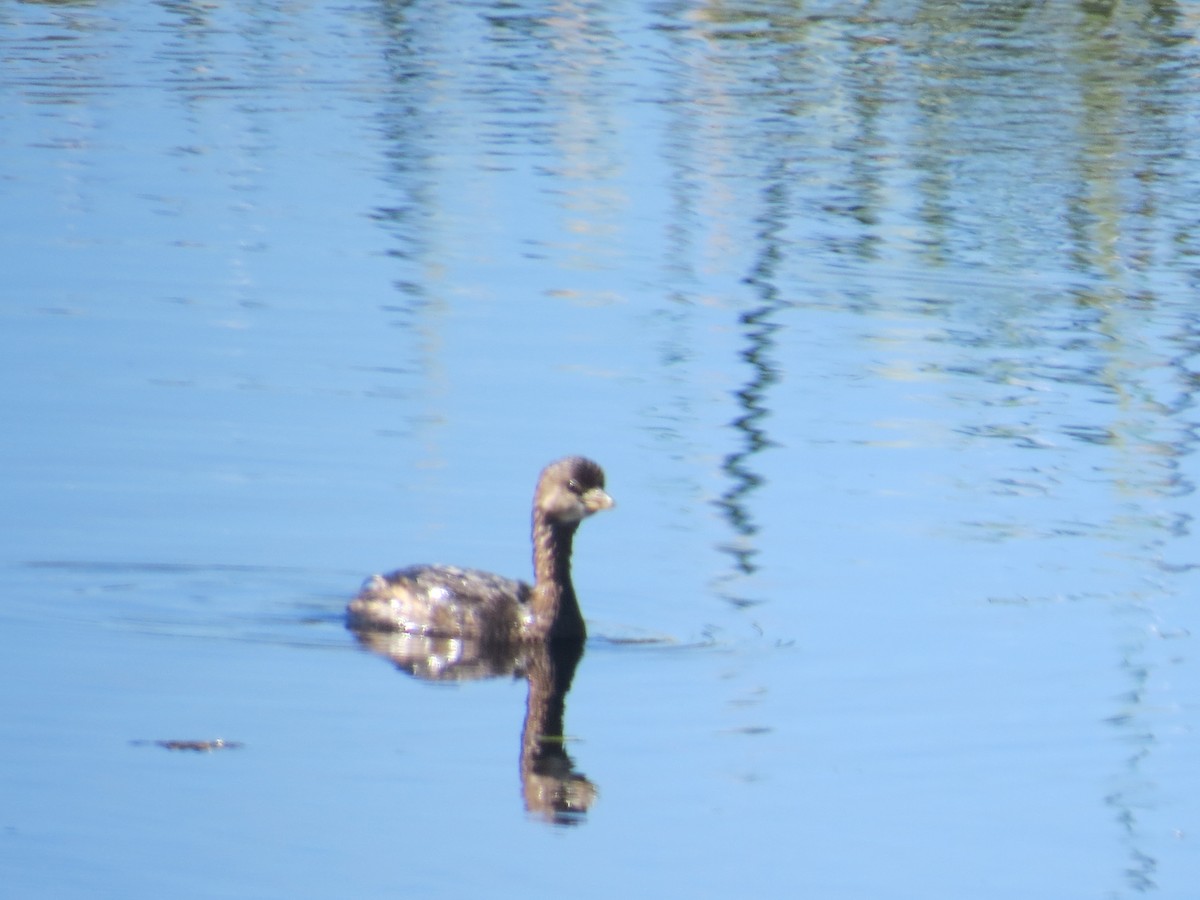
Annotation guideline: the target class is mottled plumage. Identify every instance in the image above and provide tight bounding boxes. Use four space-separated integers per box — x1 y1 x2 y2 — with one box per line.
347 456 612 644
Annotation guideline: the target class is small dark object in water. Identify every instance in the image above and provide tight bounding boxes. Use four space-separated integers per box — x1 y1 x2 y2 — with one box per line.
347 456 613 643
132 738 244 752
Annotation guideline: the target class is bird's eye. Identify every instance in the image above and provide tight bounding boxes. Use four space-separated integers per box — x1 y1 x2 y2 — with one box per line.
567 479 582 494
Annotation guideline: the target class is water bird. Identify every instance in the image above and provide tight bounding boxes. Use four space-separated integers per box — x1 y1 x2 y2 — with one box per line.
347 456 613 644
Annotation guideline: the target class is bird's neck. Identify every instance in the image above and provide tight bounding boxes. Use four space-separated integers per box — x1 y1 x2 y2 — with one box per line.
529 511 585 641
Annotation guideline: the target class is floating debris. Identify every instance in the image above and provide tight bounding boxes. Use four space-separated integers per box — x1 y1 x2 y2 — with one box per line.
131 738 244 752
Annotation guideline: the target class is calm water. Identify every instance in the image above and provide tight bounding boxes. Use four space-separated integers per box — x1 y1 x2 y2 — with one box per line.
3 0 1200 896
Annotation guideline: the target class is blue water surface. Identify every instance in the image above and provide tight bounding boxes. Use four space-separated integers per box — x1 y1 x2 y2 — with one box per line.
3 1 1200 897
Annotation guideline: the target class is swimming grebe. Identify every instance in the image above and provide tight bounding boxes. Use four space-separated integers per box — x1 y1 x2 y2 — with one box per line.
347 456 612 643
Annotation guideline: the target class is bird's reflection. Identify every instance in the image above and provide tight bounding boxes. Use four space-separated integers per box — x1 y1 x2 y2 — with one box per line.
350 628 595 825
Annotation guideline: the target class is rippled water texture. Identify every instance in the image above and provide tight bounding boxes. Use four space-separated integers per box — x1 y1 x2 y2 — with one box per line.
3 1 1200 897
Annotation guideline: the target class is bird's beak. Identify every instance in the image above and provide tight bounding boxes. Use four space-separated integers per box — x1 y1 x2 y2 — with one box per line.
583 488 614 514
